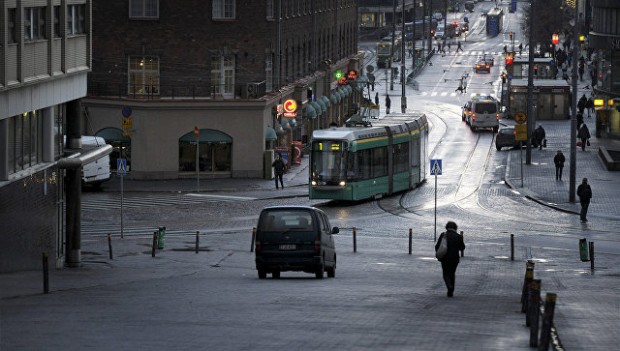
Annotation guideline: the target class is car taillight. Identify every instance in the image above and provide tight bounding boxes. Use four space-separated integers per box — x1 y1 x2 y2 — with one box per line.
255 240 261 253
496 113 500 120
471 113 476 120
314 236 321 253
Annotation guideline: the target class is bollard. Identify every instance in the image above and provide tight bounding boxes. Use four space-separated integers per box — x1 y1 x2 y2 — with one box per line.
460 230 464 257
250 227 256 252
353 227 357 253
42 252 49 294
538 293 557 351
108 233 113 260
521 260 535 313
589 242 594 271
195 231 200 254
157 226 166 249
510 234 514 261
152 231 157 257
579 238 589 261
408 228 412 255
528 279 541 345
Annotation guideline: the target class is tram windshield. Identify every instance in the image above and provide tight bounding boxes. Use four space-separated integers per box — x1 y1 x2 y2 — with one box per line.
310 141 347 181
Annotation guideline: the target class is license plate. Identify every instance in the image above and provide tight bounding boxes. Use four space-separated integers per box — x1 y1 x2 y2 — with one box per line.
279 244 296 250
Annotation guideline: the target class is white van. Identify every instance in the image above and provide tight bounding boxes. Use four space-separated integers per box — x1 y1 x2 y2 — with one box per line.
465 94 500 132
80 136 111 187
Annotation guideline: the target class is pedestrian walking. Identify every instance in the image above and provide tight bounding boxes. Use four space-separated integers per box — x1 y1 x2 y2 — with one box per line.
374 92 379 106
518 43 523 56
272 154 285 190
578 94 587 114
503 45 507 54
586 96 594 118
385 95 391 114
577 178 592 223
553 150 565 181
457 41 463 52
434 221 466 297
576 112 584 132
578 123 591 151
533 125 546 150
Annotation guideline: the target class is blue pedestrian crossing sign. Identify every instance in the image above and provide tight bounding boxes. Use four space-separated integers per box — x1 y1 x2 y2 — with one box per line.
117 158 128 176
430 159 442 176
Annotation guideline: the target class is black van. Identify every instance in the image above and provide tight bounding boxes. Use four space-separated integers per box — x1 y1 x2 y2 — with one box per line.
255 206 338 279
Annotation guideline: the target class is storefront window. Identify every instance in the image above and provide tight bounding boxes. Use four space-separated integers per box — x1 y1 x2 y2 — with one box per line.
178 129 232 173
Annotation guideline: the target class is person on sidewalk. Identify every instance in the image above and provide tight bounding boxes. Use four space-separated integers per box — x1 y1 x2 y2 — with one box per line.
385 95 391 115
586 96 594 118
578 123 591 151
457 41 463 52
553 150 565 181
435 221 466 297
374 92 379 106
577 178 592 223
272 154 285 190
533 125 546 150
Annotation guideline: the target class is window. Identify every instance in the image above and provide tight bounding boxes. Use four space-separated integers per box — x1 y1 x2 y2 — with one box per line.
130 0 159 18
266 0 274 19
8 8 17 43
178 130 232 173
213 0 235 19
211 55 235 98
24 7 46 41
265 54 273 92
67 5 86 35
128 56 160 95
8 111 44 174
53 6 61 38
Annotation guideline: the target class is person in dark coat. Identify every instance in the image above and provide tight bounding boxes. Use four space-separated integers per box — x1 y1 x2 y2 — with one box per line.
553 150 565 181
385 95 391 115
435 221 466 297
374 92 379 106
272 154 285 189
533 125 546 150
578 123 591 151
577 178 592 222
578 94 587 114
586 96 594 118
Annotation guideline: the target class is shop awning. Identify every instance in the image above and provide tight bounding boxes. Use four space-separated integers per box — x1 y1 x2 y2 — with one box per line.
316 98 327 112
310 101 323 114
265 126 277 141
355 76 369 92
303 104 317 119
320 95 331 108
343 85 353 96
95 127 131 144
179 129 232 144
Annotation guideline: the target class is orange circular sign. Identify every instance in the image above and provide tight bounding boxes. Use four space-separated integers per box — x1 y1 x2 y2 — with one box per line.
283 99 297 113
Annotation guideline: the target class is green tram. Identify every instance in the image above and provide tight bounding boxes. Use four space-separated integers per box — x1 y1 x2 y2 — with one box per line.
309 113 429 201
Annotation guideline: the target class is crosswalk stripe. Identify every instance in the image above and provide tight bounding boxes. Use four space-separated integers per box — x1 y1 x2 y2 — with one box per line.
82 193 255 211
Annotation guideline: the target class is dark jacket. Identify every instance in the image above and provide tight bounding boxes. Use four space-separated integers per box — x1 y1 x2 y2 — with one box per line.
577 183 592 204
272 158 285 175
553 152 565 167
435 229 465 264
578 124 591 139
534 127 546 143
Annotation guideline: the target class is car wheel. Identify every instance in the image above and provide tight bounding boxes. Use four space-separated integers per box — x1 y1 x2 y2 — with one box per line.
272 270 280 279
496 145 502 151
470 125 475 131
315 265 324 279
258 270 267 279
327 264 336 278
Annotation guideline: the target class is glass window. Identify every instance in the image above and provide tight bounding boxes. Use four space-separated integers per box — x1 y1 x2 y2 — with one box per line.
67 4 86 35
130 0 159 18
266 0 274 19
128 56 160 95
8 111 43 174
474 102 497 113
211 55 235 98
24 7 46 41
53 6 61 38
8 8 17 43
213 0 235 19
178 132 232 173
393 142 409 174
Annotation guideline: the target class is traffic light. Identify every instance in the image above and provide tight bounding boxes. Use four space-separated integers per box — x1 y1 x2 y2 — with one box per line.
453 21 458 27
505 56 514 65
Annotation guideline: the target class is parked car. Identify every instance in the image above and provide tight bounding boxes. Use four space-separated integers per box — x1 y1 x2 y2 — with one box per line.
254 206 339 279
474 60 491 73
495 126 521 150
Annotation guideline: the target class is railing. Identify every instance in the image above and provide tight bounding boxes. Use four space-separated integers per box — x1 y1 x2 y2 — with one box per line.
87 82 263 101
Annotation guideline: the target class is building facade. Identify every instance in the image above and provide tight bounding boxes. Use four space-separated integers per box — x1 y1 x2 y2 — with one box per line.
84 0 363 180
0 0 93 272
589 0 620 139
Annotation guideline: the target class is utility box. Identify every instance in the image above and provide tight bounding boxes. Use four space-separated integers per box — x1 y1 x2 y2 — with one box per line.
263 150 274 179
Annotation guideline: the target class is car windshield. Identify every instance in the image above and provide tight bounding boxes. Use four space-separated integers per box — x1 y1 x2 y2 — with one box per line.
311 141 346 181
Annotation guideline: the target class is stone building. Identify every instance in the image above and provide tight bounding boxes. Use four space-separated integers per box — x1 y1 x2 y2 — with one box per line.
83 0 363 180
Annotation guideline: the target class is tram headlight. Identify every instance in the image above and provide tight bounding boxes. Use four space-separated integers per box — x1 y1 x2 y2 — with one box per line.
311 180 317 186
339 181 346 187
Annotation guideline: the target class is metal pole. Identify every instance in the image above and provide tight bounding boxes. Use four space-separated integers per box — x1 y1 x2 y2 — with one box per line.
120 171 124 238
434 173 437 242
196 134 200 193
390 0 397 91
401 0 407 113
525 0 536 165
569 0 579 202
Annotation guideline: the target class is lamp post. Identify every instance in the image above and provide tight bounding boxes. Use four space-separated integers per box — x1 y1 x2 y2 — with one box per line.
569 0 581 202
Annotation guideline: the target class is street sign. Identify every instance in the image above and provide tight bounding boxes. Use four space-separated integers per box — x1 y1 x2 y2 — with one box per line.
430 159 442 175
515 124 528 141
514 111 527 124
117 158 128 176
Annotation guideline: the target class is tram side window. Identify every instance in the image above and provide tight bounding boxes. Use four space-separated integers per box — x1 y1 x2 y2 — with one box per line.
393 142 409 173
372 147 388 177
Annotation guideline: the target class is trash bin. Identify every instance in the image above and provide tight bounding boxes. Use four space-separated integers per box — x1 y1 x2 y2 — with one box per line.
157 226 166 249
579 238 589 262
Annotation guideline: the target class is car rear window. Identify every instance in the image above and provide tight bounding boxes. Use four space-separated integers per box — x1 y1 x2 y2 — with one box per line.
258 210 314 232
474 102 497 113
